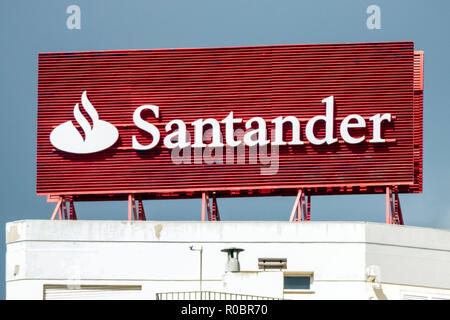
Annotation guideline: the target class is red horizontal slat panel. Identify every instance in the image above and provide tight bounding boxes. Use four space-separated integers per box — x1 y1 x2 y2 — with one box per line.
412 51 424 193
37 42 423 200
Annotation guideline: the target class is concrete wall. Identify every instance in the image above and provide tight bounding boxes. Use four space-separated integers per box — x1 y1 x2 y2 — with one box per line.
5 220 450 300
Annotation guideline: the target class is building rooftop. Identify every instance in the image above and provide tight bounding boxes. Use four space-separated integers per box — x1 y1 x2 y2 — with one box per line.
5 220 450 299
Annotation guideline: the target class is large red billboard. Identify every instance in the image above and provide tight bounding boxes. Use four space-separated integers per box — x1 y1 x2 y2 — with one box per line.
37 41 423 201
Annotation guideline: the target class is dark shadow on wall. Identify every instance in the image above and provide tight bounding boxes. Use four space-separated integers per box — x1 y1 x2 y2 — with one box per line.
373 286 388 300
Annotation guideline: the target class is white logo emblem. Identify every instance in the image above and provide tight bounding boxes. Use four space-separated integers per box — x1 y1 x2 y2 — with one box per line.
50 91 119 154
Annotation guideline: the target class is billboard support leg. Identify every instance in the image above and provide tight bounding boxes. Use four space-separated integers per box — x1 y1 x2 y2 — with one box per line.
50 196 78 221
393 188 404 225
212 192 221 221
138 200 146 221
386 186 404 225
128 194 137 221
385 187 391 224
306 194 311 221
51 197 63 220
389 188 395 223
201 192 211 221
63 200 68 220
132 198 137 220
206 193 212 221
69 199 77 220
201 192 220 221
301 191 307 221
290 189 304 222
58 199 64 220
397 192 404 225
201 192 207 221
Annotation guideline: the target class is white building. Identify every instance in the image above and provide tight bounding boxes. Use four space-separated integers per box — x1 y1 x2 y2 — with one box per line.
5 220 450 300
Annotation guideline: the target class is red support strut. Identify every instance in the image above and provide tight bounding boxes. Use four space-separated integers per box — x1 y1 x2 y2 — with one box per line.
138 200 147 221
201 192 221 221
211 192 221 221
69 200 77 220
290 189 312 222
128 195 147 221
385 186 404 225
306 194 311 221
50 197 78 220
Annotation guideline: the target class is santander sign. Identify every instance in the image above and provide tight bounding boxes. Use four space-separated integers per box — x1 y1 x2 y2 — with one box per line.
50 91 392 154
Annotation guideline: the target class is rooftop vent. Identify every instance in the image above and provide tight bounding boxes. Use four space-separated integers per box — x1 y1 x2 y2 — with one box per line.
258 258 287 270
221 248 244 272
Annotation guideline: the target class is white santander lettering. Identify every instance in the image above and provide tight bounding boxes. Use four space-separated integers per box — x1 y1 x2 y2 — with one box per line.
132 105 160 150
221 112 243 147
340 114 366 144
271 116 303 146
369 113 391 143
127 96 392 151
244 117 270 147
164 119 190 149
305 95 338 145
191 118 224 148
52 93 394 155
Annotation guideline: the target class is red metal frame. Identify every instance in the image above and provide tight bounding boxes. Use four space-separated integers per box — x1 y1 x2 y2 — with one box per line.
126 194 147 221
50 196 78 220
289 189 311 222
48 185 406 223
138 200 146 221
200 192 221 221
385 186 404 225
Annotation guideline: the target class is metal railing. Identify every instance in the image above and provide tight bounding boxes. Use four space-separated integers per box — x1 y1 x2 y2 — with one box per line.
156 291 281 300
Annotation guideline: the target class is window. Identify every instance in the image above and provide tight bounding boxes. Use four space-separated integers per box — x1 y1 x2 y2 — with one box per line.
402 292 450 300
283 275 311 290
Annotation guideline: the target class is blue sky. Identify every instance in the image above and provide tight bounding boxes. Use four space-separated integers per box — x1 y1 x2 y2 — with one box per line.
0 0 449 299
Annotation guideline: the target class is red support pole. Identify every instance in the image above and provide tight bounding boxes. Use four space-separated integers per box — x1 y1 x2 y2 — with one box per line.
51 197 63 220
70 200 77 220
306 195 311 221
201 192 206 221
58 200 63 220
301 192 307 221
68 200 73 220
206 193 212 221
211 197 217 221
216 202 221 221
385 187 391 224
290 189 303 222
212 193 221 221
63 200 68 220
132 198 137 221
393 189 404 225
128 194 133 221
138 200 146 221
394 191 399 224
389 188 395 224
385 186 405 225
396 192 404 225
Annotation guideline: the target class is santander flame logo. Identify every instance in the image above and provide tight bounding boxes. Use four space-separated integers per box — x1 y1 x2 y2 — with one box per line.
50 91 119 154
